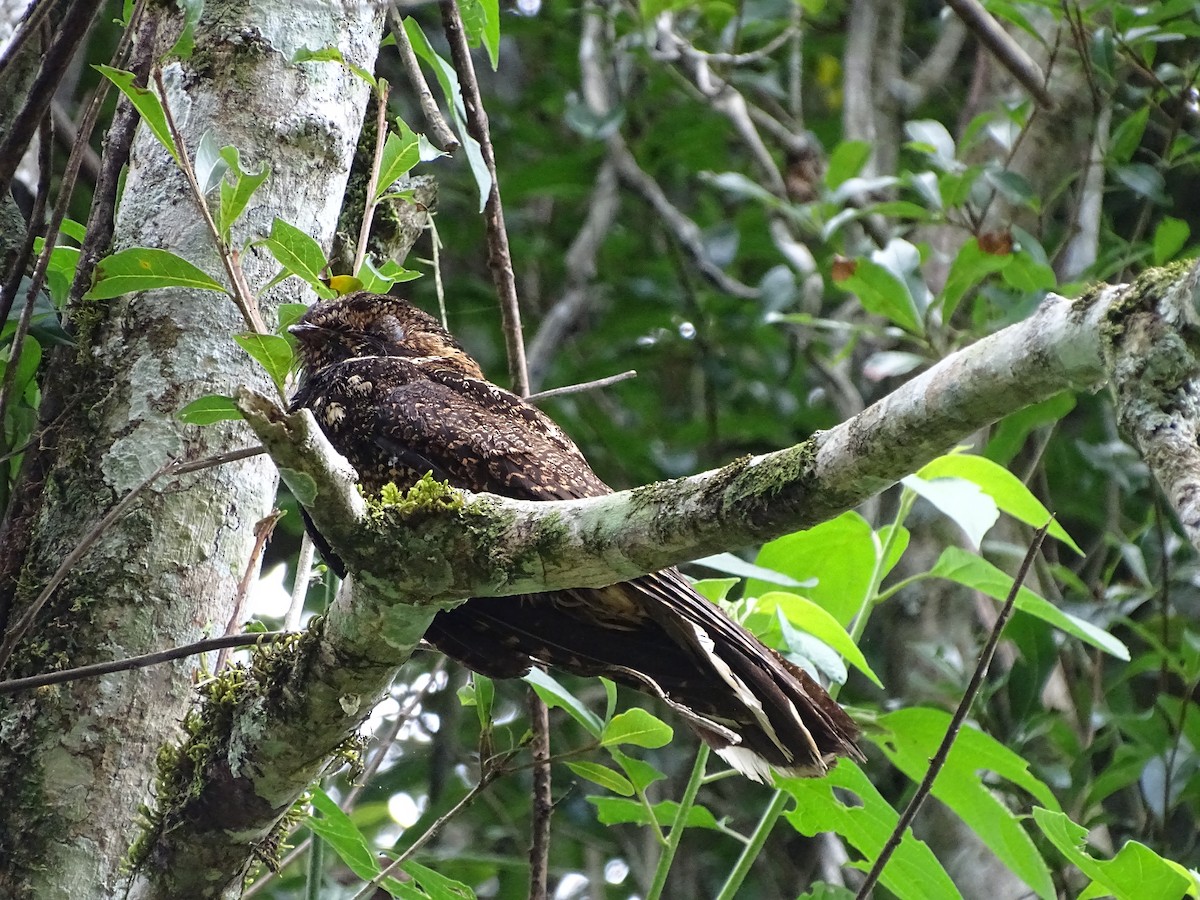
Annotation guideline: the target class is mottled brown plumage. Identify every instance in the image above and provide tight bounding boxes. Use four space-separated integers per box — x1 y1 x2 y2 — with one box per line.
289 292 862 781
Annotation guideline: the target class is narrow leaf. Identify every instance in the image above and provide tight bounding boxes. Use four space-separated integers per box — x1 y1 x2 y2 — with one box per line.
567 761 635 796
523 667 603 736
177 395 243 425
94 65 179 165
757 591 883 687
374 123 421 200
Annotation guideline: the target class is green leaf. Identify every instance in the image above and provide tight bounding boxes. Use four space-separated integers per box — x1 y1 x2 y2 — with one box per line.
601 707 673 749
747 513 878 626
217 146 270 241
402 860 477 900
835 257 923 334
358 256 422 294
984 392 1075 465
931 546 1130 659
307 789 408 894
1033 808 1194 900
902 474 999 550
177 395 243 425
294 46 378 89
523 667 603 736
459 0 500 70
588 796 721 830
782 760 960 900
256 218 334 299
757 591 883 688
1153 216 1190 265
695 552 809 587
404 17 492 212
276 302 309 335
374 122 421 201
690 577 740 603
459 673 494 730
938 238 1011 320
94 65 179 165
567 761 635 796
607 747 666 793
825 140 873 189
877 708 1058 898
917 453 1082 553
234 332 294 393
85 248 227 299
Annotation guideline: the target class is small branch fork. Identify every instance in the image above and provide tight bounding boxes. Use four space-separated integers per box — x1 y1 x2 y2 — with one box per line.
853 521 1052 899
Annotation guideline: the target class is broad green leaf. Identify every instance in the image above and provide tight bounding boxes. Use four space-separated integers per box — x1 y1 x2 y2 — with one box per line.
690 577 739 603
276 302 309 335
917 454 1082 553
1034 808 1193 900
607 748 666 792
1000 251 1056 293
757 591 882 687
94 65 179 165
938 238 1011 320
375 122 421 200
984 392 1075 465
358 256 422 294
825 140 872 189
747 513 878 626
931 547 1129 659
877 708 1058 899
588 796 721 830
567 761 634 796
523 667 603 736
902 474 999 550
835 257 922 334
1153 216 1190 265
459 0 500 70
783 760 960 900
457 673 493 730
905 119 957 169
306 789 408 894
234 332 294 392
177 395 242 425
217 146 270 241
601 707 673 749
257 218 334 299
404 17 492 211
85 248 227 299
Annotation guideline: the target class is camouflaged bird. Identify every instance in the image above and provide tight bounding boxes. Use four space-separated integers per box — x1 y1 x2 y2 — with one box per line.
289 292 862 782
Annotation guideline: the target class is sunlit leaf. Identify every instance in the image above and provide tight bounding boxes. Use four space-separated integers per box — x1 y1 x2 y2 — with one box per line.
85 248 227 299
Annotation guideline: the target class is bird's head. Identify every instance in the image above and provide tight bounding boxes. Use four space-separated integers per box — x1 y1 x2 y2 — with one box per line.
289 292 484 378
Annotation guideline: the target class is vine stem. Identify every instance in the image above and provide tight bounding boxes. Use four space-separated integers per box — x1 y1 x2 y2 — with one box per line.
646 744 709 900
713 788 790 900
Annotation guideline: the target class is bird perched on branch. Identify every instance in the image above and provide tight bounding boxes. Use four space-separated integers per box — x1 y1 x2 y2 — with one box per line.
289 292 862 782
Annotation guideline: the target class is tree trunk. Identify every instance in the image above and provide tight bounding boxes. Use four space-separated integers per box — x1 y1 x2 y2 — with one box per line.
0 1 385 896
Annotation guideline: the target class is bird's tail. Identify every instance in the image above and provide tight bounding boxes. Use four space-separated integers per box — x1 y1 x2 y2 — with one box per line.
424 568 862 782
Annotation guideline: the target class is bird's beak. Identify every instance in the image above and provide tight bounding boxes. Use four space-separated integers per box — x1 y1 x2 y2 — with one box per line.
288 323 323 342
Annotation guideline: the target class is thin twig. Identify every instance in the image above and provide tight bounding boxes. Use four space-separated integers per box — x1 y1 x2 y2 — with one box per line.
0 447 266 672
943 0 1054 109
526 370 637 404
284 533 316 632
353 83 391 275
349 760 508 900
153 69 268 336
242 659 449 898
388 5 460 153
439 0 530 396
853 521 1053 899
527 691 552 900
216 509 285 670
50 101 102 184
0 631 291 695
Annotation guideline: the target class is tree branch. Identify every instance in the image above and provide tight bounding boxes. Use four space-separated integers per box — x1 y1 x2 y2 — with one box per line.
131 263 1200 896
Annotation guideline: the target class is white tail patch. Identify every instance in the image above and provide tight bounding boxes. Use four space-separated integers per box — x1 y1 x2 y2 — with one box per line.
689 623 792 756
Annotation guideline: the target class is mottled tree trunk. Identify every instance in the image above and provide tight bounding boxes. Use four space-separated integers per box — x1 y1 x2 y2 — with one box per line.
0 1 385 896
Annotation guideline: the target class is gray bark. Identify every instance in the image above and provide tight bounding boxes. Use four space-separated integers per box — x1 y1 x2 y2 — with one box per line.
0 1 385 897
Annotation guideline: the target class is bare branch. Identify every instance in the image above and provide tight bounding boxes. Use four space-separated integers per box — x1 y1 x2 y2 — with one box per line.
388 4 459 153
944 0 1054 109
526 370 637 404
